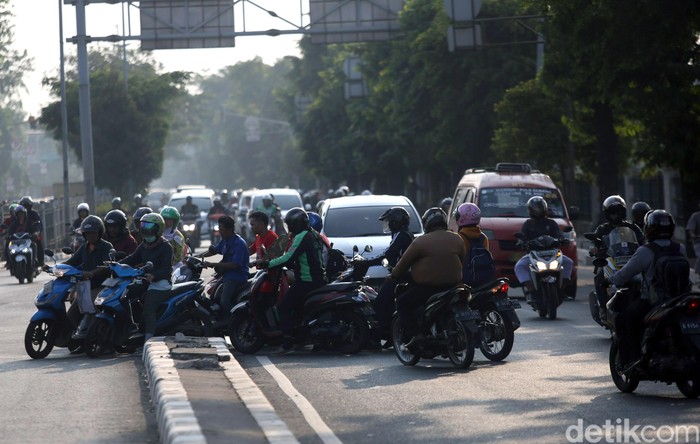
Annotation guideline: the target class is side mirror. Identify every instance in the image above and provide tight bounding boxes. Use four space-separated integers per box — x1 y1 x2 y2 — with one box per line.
62 247 74 255
44 249 54 258
109 248 118 261
583 232 598 242
144 261 154 271
568 206 580 221
352 245 359 254
364 245 373 253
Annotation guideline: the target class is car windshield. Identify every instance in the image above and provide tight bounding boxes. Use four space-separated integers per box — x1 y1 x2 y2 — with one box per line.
169 197 212 213
324 205 422 237
478 187 566 218
252 194 302 211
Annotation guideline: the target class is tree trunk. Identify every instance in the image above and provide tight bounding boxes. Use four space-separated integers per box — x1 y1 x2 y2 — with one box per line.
592 101 619 207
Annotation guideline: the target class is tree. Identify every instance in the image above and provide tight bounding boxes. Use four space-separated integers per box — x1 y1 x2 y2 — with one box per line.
39 46 187 197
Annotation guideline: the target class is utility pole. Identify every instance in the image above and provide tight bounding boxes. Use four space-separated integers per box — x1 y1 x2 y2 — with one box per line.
75 0 96 209
58 0 70 231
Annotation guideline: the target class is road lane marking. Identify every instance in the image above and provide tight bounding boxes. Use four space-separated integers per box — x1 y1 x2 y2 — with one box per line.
257 356 342 444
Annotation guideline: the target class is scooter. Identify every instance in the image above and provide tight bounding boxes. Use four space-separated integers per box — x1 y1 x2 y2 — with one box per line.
515 233 570 320
468 277 521 361
7 232 39 284
84 261 212 357
24 249 83 359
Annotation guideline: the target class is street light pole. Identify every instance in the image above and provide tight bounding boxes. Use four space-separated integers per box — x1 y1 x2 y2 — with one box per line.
75 0 96 209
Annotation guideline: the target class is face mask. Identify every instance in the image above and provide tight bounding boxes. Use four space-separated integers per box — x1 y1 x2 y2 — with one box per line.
144 235 157 243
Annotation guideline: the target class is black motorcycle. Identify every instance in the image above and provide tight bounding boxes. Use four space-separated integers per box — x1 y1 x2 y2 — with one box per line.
391 284 480 369
468 277 521 361
608 290 700 398
228 268 376 354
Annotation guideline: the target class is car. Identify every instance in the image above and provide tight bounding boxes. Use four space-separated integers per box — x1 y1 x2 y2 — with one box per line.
236 188 304 244
319 194 424 288
167 189 215 239
446 162 579 298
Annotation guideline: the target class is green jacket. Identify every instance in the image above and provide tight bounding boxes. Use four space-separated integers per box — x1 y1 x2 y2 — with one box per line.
269 230 327 285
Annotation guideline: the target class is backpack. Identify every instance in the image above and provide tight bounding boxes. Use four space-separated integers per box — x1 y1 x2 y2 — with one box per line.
463 233 495 286
326 248 349 280
644 241 690 304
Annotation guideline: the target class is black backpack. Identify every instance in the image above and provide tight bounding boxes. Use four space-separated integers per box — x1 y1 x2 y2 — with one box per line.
326 248 349 280
463 234 495 286
644 241 690 304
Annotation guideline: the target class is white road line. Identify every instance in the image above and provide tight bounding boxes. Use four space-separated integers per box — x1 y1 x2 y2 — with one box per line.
257 356 343 444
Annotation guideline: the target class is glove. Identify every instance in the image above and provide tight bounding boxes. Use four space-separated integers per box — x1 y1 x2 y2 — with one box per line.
42 264 50 272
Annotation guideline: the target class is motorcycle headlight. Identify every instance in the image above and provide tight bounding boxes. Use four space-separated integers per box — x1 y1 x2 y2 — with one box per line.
183 224 195 231
94 296 107 305
536 261 547 271
22 248 30 253
548 260 559 270
52 269 66 278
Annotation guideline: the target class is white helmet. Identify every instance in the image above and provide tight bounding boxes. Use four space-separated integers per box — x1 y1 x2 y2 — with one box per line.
77 202 90 214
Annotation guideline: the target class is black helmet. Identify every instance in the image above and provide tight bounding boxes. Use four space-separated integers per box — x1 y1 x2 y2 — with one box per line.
439 197 453 212
602 195 627 224
80 215 105 238
284 207 309 235
630 201 651 226
421 207 448 233
644 209 675 241
132 207 153 225
378 207 410 232
133 193 142 204
19 196 33 210
527 196 548 219
111 197 122 208
104 209 128 231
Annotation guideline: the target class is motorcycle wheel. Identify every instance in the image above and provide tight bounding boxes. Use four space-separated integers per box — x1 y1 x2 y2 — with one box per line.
229 312 265 354
677 371 700 399
609 340 639 393
85 318 113 358
546 284 558 320
391 317 419 366
24 319 56 359
447 317 475 369
26 265 34 284
175 309 214 337
333 311 370 355
478 309 514 361
16 266 25 284
115 345 137 354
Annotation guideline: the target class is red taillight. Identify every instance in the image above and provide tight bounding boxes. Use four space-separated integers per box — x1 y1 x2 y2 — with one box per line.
687 299 700 315
490 282 509 294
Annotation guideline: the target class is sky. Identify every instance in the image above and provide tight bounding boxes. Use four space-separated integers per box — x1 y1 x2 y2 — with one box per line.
10 0 302 116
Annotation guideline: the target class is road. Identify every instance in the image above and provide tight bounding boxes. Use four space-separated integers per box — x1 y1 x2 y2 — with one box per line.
1 259 699 444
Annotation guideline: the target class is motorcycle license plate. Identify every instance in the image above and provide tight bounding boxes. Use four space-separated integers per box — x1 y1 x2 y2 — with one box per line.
455 309 480 322
101 277 121 287
496 299 521 309
680 319 700 334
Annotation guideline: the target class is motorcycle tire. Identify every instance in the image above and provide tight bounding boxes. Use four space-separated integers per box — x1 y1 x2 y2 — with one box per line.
24 319 56 359
478 308 514 361
609 340 639 393
16 266 25 284
447 317 475 369
115 344 137 354
229 312 265 354
85 318 113 358
27 266 34 284
546 284 558 320
391 317 420 366
174 309 214 337
677 371 700 399
333 311 370 355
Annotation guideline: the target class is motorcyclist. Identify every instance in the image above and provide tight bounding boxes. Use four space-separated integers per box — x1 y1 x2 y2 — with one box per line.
439 197 453 215
514 196 573 302
259 208 327 353
391 207 465 349
160 206 186 268
610 209 691 373
132 194 143 214
179 196 200 217
120 213 173 342
589 196 646 319
255 194 284 236
71 203 90 232
19 196 44 266
1 203 17 264
111 197 124 212
62 215 114 333
103 209 138 256
248 210 278 262
200 215 249 319
7 204 43 270
455 203 494 286
630 201 652 233
359 207 414 340
130 207 153 244
208 198 229 242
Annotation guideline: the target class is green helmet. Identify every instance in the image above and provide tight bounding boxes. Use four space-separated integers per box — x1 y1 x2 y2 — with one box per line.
140 213 165 240
160 205 180 227
9 203 18 214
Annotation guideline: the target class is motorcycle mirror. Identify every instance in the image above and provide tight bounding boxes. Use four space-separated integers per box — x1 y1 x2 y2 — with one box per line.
352 245 359 254
364 245 373 253
144 261 154 271
44 249 54 258
108 248 117 261
62 247 74 255
583 232 601 242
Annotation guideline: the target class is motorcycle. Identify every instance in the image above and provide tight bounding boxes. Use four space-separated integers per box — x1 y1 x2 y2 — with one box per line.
24 249 83 358
208 213 224 244
179 215 200 249
7 231 40 284
468 278 521 361
515 232 570 320
585 227 640 330
228 266 376 355
83 261 212 357
608 290 700 398
391 283 480 368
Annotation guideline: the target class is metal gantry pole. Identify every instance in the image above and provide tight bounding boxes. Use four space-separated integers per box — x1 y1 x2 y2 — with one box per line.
58 0 71 236
75 0 96 209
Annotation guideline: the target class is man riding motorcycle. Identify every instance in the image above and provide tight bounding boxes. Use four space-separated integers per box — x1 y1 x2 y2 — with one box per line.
130 207 153 244
103 209 138 256
630 201 652 233
71 203 90 232
19 196 44 266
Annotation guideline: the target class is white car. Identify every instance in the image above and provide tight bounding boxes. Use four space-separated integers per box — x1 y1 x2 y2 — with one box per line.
237 188 304 243
319 195 424 287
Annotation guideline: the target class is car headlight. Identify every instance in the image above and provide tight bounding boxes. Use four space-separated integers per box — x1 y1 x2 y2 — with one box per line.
562 229 576 240
536 261 547 271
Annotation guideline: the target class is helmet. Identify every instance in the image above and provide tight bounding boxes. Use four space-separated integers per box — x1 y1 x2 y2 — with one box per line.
19 196 33 210
361 189 372 196
79 215 105 238
140 213 165 240
284 207 309 235
133 193 142 204
160 205 180 227
644 209 675 241
378 207 410 233
439 197 453 211
132 207 153 225
455 203 481 227
262 194 273 205
104 209 127 231
421 207 448 233
220 190 229 203
334 189 345 198
14 204 26 216
111 197 122 208
9 203 18 214
186 196 193 202
213 198 222 206
308 212 323 232
77 202 90 215
602 195 627 224
631 201 651 226
527 196 548 219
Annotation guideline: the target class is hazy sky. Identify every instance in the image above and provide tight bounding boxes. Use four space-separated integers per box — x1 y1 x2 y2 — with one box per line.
11 0 302 116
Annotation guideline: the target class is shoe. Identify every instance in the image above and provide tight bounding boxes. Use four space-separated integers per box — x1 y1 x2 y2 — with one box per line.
405 333 425 350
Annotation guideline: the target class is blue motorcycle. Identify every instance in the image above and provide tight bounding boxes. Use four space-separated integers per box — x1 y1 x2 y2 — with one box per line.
24 250 83 359
84 262 212 357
